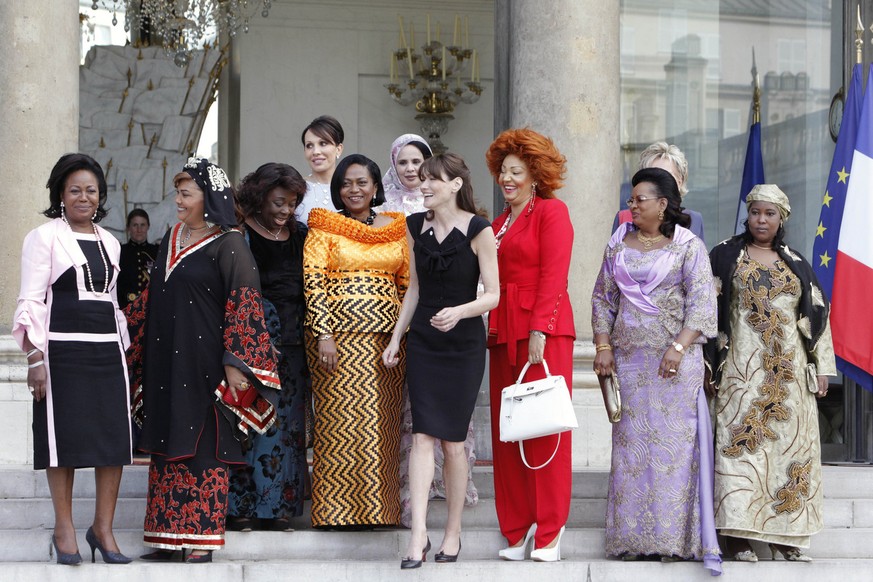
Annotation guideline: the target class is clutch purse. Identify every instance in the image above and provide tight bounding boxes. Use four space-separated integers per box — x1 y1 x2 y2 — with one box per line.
597 373 622 423
499 359 578 470
806 363 818 393
222 381 258 408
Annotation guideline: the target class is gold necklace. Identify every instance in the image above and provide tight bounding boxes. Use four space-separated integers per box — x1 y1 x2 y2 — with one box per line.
637 231 665 249
749 242 773 251
254 217 283 240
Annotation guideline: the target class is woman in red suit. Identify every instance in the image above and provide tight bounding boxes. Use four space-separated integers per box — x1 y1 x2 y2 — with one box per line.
485 129 575 562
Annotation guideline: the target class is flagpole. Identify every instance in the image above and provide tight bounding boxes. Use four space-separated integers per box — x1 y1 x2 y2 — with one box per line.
856 4 864 65
751 47 760 125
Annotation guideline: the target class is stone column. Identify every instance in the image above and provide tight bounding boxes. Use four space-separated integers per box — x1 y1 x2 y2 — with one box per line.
0 0 80 331
504 0 621 337
488 0 620 469
0 0 80 465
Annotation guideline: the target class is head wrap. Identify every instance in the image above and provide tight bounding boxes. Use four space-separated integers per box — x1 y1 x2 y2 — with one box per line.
381 134 432 214
746 184 791 219
180 157 236 227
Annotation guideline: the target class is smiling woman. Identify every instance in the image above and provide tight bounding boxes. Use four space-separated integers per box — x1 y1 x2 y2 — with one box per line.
303 153 409 528
126 157 280 563
227 162 310 532
13 153 132 565
297 115 345 223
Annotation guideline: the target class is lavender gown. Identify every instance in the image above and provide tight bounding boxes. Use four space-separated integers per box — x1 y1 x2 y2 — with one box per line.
592 224 722 576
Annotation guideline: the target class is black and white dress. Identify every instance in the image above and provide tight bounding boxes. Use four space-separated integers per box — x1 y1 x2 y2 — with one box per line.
13 219 132 469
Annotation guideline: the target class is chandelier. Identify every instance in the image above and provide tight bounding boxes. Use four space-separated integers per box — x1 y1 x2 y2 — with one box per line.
90 0 273 66
385 15 483 153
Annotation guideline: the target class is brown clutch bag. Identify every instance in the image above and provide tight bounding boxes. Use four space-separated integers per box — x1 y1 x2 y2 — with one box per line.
597 374 622 423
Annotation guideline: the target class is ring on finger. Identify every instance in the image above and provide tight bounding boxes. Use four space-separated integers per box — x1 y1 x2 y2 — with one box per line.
668 368 677 373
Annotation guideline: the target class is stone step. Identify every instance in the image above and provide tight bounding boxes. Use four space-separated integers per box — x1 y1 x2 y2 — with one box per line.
1 495 871 531
3 526 873 563
5 559 873 582
2 464 871 501
2 559 873 582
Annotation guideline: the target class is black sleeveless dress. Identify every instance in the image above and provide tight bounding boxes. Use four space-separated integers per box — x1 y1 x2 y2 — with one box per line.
406 212 490 442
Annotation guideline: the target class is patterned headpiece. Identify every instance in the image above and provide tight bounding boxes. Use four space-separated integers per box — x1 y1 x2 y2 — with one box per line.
181 157 236 227
746 184 791 219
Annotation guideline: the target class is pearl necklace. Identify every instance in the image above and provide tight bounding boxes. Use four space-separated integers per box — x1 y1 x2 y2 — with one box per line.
637 231 665 249
84 223 110 295
254 217 284 240
342 209 376 225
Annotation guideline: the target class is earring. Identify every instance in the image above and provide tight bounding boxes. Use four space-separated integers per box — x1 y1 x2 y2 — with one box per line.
92 210 97 221
658 209 665 220
60 201 68 224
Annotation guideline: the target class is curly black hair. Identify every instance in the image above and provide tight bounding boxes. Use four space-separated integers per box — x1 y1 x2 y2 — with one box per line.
236 162 307 229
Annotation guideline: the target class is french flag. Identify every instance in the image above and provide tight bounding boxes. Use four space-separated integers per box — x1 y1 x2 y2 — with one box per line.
831 64 873 390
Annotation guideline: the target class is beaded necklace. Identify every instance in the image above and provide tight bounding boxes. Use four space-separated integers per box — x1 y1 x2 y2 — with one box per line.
62 208 109 295
342 209 376 226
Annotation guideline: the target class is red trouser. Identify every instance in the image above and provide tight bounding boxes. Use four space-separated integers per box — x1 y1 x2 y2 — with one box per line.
488 336 573 548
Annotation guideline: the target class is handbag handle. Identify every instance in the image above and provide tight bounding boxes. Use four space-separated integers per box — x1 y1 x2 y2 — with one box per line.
514 359 551 385
519 433 561 470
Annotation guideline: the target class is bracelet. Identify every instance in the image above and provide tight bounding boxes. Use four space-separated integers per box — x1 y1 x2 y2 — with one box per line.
529 330 546 340
671 341 685 354
26 348 40 359
595 344 613 353
27 360 44 369
317 333 333 342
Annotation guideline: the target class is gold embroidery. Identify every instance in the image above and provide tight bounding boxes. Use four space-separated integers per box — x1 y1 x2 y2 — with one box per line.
722 258 799 458
773 459 812 514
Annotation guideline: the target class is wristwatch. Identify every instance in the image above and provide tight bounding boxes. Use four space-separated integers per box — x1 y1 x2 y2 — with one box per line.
671 341 685 353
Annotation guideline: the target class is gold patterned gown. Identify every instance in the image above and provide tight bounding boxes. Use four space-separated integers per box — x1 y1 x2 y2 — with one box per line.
303 208 409 527
713 254 835 547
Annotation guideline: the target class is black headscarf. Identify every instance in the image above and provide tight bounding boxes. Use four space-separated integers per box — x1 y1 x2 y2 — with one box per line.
181 157 236 228
704 235 830 385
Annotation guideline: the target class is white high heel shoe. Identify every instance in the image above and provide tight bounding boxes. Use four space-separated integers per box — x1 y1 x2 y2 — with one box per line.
498 524 537 561
531 526 565 562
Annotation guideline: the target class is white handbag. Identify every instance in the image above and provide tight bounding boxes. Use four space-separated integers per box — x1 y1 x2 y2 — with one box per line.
499 359 578 469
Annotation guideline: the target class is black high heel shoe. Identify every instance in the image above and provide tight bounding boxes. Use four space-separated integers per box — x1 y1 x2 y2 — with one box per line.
51 535 82 566
185 550 213 564
434 539 462 563
140 549 181 561
85 527 132 564
400 537 431 570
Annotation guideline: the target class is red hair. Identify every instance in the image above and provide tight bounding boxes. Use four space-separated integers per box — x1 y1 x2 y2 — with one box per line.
485 128 566 198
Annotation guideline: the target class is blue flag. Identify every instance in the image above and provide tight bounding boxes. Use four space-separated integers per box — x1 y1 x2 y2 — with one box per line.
811 63 872 391
735 121 765 234
812 64 863 299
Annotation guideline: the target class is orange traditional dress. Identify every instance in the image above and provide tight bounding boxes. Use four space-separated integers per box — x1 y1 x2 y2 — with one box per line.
303 208 409 527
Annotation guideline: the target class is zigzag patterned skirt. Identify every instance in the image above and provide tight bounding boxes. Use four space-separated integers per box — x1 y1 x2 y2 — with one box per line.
306 331 404 527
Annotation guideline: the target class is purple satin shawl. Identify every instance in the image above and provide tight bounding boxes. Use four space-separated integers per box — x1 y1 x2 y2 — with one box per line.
609 223 696 315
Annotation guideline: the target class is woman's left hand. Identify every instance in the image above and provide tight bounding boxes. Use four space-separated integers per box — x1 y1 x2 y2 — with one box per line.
224 365 250 402
528 333 545 365
815 374 829 398
659 347 682 379
430 306 464 333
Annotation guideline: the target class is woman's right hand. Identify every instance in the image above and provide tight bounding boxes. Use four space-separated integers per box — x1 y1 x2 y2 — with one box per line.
318 337 338 373
593 349 615 377
382 340 401 368
27 363 47 402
